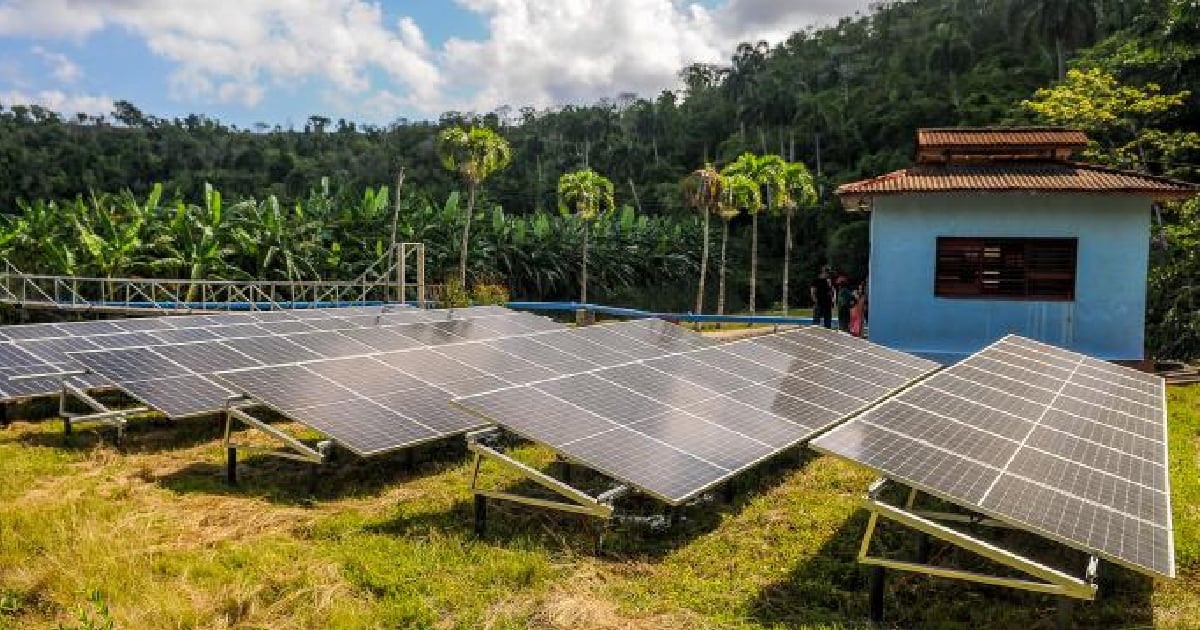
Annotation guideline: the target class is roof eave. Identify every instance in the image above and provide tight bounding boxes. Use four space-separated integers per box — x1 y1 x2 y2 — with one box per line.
836 187 1199 209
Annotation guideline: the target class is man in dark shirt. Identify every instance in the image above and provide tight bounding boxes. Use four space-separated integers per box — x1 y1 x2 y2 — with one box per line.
810 267 834 328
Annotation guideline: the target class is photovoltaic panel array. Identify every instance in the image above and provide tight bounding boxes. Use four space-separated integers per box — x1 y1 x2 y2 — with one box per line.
213 319 717 457
810 334 1173 578
455 326 940 504
67 308 555 418
0 305 472 400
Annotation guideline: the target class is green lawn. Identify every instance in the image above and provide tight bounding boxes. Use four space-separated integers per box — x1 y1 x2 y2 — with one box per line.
0 385 1196 629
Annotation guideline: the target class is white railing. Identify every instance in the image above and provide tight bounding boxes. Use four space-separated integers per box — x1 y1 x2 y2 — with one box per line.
0 243 428 312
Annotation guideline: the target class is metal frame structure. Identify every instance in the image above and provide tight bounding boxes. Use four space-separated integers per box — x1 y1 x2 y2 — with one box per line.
0 244 428 314
395 243 427 307
859 478 1098 625
8 370 149 444
466 429 628 550
221 397 330 486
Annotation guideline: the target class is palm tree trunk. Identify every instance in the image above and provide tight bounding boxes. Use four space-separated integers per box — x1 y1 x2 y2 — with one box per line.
782 210 792 316
748 212 758 315
695 210 710 317
1055 36 1065 80
458 185 476 287
580 220 589 304
717 220 729 316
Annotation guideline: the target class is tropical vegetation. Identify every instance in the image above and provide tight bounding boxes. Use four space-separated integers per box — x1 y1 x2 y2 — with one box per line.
0 0 1196 357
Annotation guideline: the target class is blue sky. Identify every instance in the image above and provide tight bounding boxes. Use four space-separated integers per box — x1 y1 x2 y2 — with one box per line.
0 0 870 126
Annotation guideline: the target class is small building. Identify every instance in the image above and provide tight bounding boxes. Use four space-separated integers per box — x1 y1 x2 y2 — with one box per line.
837 127 1198 362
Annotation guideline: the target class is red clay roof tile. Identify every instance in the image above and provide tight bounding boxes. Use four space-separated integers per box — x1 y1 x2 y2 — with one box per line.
917 127 1089 149
836 162 1199 207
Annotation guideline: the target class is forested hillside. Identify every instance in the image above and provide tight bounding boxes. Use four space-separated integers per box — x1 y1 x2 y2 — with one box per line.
0 0 1197 352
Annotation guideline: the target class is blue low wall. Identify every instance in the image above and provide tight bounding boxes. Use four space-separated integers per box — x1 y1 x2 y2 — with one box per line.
95 298 829 327
506 301 826 326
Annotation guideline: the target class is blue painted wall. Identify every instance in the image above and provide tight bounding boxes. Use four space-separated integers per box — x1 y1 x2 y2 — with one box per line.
868 193 1151 361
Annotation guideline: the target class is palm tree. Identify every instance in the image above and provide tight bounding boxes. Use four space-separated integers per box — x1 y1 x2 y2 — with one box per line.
558 168 616 304
926 22 973 109
778 161 817 316
1007 0 1098 80
436 125 513 286
682 164 722 318
716 173 759 317
722 152 780 315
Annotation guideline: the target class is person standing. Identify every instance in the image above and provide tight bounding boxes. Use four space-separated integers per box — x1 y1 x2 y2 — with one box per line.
850 279 866 337
810 267 834 328
836 275 856 333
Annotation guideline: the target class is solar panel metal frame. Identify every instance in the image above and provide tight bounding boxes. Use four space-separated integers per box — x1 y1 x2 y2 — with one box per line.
453 326 941 506
0 305 504 401
208 318 723 460
67 308 544 420
211 321 592 457
809 334 1174 581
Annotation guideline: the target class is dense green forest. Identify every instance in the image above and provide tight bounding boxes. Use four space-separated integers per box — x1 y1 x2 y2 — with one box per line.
0 0 1197 354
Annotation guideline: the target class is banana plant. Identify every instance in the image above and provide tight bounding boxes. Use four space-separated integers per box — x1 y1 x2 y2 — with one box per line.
231 195 324 282
3 199 79 275
74 189 157 289
151 183 241 301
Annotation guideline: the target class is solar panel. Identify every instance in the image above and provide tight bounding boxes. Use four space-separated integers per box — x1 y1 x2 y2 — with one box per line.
455 326 940 504
71 310 559 418
118 375 236 418
211 319 712 456
1 323 69 340
110 317 174 332
810 334 1173 579
149 328 221 344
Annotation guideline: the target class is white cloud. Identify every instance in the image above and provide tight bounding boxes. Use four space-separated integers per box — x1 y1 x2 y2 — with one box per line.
31 45 81 83
431 0 872 114
0 0 443 109
0 89 112 115
0 0 871 118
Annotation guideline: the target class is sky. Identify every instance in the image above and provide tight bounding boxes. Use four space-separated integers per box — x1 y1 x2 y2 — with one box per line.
0 0 873 126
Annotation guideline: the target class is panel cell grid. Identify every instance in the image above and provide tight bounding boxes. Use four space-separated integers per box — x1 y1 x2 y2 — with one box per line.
811 334 1173 579
456 324 938 505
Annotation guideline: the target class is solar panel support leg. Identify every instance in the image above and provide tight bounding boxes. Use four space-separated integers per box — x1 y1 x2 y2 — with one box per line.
474 495 487 537
222 405 326 483
227 446 237 485
1056 597 1074 629
856 481 1098 602
868 565 885 625
466 440 614 531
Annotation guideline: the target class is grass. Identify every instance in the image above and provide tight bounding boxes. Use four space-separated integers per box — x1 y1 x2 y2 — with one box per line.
0 385 1195 629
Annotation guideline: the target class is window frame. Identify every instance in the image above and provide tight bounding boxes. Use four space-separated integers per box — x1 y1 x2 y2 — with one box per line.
933 236 1078 302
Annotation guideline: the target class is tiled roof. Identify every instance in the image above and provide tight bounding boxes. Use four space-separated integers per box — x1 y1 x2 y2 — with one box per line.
917 127 1088 149
836 162 1200 207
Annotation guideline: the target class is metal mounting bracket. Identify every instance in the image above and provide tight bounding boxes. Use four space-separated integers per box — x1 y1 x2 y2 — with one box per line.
222 400 327 485
859 479 1098 600
467 436 628 553
54 377 147 444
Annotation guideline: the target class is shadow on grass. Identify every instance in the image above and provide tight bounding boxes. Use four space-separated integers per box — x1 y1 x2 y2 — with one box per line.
19 412 230 453
152 437 472 505
366 445 822 560
749 485 1154 630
